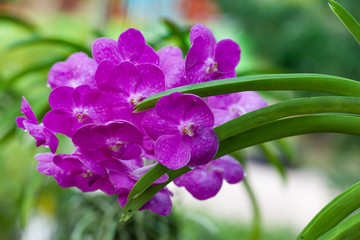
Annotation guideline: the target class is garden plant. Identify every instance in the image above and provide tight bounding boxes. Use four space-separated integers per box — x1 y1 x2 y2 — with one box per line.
11 0 360 239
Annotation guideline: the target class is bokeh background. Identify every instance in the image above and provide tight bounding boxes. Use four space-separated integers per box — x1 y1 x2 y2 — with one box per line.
1 0 360 239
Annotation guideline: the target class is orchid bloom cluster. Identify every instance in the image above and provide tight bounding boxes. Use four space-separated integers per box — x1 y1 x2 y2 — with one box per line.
16 24 267 216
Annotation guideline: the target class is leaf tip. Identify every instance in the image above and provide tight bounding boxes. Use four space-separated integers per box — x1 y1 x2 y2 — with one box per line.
120 210 133 222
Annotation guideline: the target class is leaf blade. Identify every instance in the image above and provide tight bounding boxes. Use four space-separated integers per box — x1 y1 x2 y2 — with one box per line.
135 74 360 111
329 0 360 45
298 182 360 240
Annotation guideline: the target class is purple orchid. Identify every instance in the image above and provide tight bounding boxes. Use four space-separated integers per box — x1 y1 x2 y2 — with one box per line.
72 121 143 162
142 92 219 170
16 25 251 216
35 153 114 194
174 155 245 200
16 97 58 153
185 24 241 84
92 28 159 66
157 46 188 89
96 61 165 124
52 154 114 194
47 52 98 89
208 91 268 126
42 85 112 137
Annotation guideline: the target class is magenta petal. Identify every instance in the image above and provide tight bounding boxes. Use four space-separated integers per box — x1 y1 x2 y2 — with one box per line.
20 97 37 124
140 188 172 216
174 167 223 200
211 108 237 127
35 153 56 175
92 37 122 64
155 134 191 170
212 156 245 184
158 47 187 89
117 28 146 61
47 52 97 89
215 39 241 73
185 37 212 84
189 24 216 52
237 91 268 113
73 85 112 123
186 127 218 167
100 178 115 195
100 159 132 174
183 95 214 127
207 93 242 110
48 86 74 110
42 127 59 153
43 109 81 137
95 60 115 90
135 45 160 65
72 124 106 150
107 61 140 93
117 194 129 207
136 64 165 96
142 109 178 140
158 46 183 59
155 92 192 122
104 121 143 145
53 154 83 172
109 172 135 194
16 116 27 129
117 143 142 160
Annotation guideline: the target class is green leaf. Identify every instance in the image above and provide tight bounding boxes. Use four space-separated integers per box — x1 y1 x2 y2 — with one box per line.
297 182 360 240
135 74 360 111
0 14 37 33
329 0 360 45
7 37 91 56
121 166 190 222
0 55 68 90
215 96 360 141
258 144 286 181
215 114 360 159
318 211 360 240
128 163 169 200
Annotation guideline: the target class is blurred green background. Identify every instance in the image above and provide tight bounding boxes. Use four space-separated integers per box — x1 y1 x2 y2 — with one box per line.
1 0 360 239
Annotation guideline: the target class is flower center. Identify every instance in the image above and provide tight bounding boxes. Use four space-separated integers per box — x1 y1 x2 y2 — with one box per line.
76 112 89 124
180 122 196 137
206 62 218 74
81 169 94 178
109 141 123 152
129 94 145 106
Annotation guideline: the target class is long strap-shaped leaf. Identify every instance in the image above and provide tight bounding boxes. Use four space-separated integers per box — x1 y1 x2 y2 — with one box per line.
215 114 360 158
128 96 360 201
135 74 360 111
318 211 360 240
329 0 360 45
122 114 360 221
8 37 92 56
298 182 360 240
215 96 360 141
